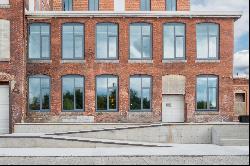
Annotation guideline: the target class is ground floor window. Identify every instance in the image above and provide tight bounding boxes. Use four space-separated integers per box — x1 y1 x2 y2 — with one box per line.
196 75 218 111
28 76 50 111
130 75 152 111
62 75 84 112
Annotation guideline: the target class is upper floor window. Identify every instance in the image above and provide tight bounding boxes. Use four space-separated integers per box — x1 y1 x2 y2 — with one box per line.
29 76 50 112
196 75 218 111
197 23 219 59
140 0 151 11
63 0 73 11
29 23 50 60
164 23 185 59
96 75 118 112
89 0 99 11
62 23 84 60
62 75 84 112
130 76 152 111
166 0 177 11
0 0 9 5
0 19 10 60
130 23 152 60
96 23 118 60
114 0 125 12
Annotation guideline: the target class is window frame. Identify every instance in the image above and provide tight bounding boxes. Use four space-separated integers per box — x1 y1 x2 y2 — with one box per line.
196 23 220 60
163 23 186 60
96 75 119 112
89 0 99 11
62 23 85 60
63 0 73 11
166 0 177 11
140 0 151 11
28 23 51 60
28 75 51 112
95 23 119 60
129 75 152 112
129 23 152 60
62 75 85 112
196 75 219 112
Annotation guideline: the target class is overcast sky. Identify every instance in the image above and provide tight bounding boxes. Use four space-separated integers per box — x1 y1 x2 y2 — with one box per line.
191 0 249 77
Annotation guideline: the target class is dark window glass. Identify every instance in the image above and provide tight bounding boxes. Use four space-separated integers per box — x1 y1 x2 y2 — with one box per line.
96 23 118 59
130 24 152 59
29 24 50 59
96 76 118 111
196 76 218 111
29 76 50 111
62 76 84 111
62 24 84 59
89 0 99 11
140 0 151 11
166 0 176 11
63 0 73 11
130 76 152 111
197 23 219 59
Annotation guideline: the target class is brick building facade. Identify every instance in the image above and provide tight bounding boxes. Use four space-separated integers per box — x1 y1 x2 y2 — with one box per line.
0 0 248 133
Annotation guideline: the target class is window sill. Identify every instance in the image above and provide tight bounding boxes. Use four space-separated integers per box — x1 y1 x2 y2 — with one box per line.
61 60 85 64
95 60 119 64
28 60 52 64
195 60 220 63
0 58 10 62
128 60 153 64
162 59 187 63
0 4 10 8
195 111 219 115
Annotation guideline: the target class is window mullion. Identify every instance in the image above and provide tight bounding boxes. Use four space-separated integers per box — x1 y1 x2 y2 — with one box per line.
39 78 42 111
107 78 109 111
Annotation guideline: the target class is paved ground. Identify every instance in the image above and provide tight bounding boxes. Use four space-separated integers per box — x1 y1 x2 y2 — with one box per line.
0 145 249 165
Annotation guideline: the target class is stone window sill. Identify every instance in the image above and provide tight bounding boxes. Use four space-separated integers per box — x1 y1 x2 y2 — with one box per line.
0 58 10 62
28 60 52 64
95 60 119 64
162 59 187 63
0 4 10 8
195 60 221 63
195 111 219 115
61 60 85 64
128 60 153 64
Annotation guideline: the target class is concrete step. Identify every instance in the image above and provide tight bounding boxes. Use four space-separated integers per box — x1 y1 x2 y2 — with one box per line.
220 139 249 146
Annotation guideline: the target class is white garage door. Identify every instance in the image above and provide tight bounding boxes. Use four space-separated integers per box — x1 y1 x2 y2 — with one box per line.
0 85 9 134
162 95 185 123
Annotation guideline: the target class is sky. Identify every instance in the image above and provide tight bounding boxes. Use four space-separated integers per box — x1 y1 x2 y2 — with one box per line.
191 0 249 77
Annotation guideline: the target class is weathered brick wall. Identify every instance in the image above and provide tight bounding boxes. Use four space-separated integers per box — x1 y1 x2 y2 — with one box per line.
0 0 26 132
25 17 235 123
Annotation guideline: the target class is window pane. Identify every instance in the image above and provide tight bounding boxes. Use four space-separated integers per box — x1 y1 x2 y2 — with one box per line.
108 77 117 88
74 36 83 58
209 88 217 110
142 25 150 36
108 25 117 36
142 89 150 109
29 26 41 59
197 78 208 110
41 36 50 58
64 0 72 11
29 78 41 110
142 36 151 58
208 77 217 88
197 26 208 59
130 25 142 59
96 25 108 59
130 77 142 110
141 0 150 11
89 0 98 11
142 77 151 88
209 24 218 36
164 25 175 59
75 77 84 88
63 78 74 110
75 88 83 110
167 0 176 11
63 26 74 59
97 77 108 110
209 36 217 58
109 37 117 58
41 25 49 35
109 88 117 110
41 78 49 88
175 25 184 36
41 88 50 110
176 36 184 58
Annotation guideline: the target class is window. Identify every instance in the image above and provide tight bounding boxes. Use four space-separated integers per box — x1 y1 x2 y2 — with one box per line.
0 0 9 5
130 76 152 111
29 76 50 112
62 23 84 60
96 23 118 59
164 23 185 59
96 76 118 112
197 23 219 59
62 76 84 112
63 0 73 11
196 76 218 111
130 23 152 59
114 0 125 12
29 24 50 60
140 0 151 11
166 0 176 11
0 19 10 60
89 0 99 11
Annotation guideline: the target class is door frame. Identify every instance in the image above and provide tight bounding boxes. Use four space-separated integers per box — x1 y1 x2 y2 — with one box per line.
0 82 10 134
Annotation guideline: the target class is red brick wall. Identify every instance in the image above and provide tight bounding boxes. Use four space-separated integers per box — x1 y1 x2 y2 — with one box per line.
0 0 26 132
25 17 235 123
